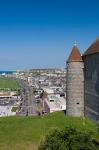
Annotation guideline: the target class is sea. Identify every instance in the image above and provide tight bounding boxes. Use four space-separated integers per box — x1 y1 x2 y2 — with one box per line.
0 71 16 75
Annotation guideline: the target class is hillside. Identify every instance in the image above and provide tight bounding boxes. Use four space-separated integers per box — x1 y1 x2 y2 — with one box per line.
0 111 98 150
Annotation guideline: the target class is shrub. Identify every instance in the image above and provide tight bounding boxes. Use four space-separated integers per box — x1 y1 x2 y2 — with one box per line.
39 127 98 150
11 107 17 112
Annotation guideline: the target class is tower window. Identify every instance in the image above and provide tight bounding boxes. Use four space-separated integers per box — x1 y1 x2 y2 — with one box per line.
76 102 79 104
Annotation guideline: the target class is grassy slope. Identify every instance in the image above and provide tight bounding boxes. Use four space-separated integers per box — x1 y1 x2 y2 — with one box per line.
0 111 98 150
0 77 19 90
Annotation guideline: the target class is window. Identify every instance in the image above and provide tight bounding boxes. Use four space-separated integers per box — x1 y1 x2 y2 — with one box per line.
76 102 79 104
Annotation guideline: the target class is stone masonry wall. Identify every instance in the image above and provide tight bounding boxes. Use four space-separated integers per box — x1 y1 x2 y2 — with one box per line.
84 54 99 121
66 62 84 117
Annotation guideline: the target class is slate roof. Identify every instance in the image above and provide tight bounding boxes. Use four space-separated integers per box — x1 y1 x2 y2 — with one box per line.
83 38 99 56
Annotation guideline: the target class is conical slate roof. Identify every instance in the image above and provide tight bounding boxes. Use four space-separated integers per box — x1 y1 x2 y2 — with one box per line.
83 38 99 56
67 45 82 63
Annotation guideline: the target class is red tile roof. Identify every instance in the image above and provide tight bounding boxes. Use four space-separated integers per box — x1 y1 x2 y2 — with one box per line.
67 45 82 63
83 38 99 56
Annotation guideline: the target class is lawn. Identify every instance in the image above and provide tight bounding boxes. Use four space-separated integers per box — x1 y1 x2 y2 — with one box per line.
0 111 98 150
0 77 19 90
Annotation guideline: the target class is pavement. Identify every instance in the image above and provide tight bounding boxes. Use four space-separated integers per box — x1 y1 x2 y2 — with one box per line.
0 78 41 117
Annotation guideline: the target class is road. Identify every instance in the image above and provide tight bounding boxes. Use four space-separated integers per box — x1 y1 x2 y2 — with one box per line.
16 78 37 116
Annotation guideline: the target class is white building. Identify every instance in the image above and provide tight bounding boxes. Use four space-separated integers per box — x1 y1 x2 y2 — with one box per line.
43 93 66 113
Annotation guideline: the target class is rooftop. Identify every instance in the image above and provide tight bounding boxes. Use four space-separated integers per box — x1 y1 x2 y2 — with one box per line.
83 38 99 56
67 45 82 63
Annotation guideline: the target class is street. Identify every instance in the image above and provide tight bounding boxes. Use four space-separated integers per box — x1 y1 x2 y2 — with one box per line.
16 79 38 116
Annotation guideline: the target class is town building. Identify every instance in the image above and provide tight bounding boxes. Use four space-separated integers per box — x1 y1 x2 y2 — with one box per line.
43 92 66 113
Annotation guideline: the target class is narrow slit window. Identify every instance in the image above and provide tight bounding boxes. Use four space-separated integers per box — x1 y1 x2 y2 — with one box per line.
76 102 79 104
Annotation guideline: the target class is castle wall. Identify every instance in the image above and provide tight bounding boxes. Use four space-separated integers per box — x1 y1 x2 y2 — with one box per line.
66 62 84 116
83 53 99 121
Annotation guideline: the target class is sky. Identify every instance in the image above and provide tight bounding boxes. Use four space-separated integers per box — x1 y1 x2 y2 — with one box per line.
0 0 99 70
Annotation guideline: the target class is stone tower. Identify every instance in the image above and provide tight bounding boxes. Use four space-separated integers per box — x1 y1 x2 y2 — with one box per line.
66 45 84 117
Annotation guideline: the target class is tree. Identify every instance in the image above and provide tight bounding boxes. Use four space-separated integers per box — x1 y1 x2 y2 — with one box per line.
39 127 98 150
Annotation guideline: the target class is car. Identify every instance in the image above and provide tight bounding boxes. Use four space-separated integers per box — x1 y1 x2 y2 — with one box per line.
34 95 40 98
42 110 47 114
35 99 40 103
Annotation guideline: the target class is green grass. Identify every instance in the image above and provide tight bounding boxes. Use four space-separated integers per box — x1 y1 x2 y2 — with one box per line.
0 111 98 150
0 77 19 90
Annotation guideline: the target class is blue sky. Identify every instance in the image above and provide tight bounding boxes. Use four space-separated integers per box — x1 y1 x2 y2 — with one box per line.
0 0 99 70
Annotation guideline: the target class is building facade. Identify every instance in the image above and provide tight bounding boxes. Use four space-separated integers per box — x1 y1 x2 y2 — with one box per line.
66 39 99 121
83 39 99 121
